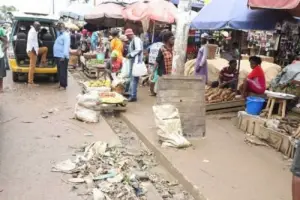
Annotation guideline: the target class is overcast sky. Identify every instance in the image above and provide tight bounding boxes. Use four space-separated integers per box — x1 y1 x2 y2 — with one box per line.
0 0 84 15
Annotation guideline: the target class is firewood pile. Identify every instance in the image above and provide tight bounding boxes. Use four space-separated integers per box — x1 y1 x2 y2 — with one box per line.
277 118 300 139
205 86 237 104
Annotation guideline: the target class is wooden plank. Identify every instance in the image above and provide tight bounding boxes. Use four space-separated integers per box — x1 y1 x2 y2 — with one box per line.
206 100 245 111
206 106 244 114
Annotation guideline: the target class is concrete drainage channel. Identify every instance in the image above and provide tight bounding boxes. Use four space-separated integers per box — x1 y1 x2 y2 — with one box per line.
103 113 194 200
70 69 198 200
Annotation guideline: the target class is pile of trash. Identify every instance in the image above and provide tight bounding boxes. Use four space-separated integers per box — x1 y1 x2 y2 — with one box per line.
52 141 158 200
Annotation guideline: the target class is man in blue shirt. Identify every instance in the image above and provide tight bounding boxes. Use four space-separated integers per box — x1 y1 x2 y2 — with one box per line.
54 23 70 89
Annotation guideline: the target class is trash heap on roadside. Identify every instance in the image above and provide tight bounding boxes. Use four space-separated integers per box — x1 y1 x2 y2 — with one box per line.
51 141 179 200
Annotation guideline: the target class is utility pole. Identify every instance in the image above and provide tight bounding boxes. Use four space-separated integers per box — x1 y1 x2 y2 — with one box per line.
94 0 97 6
171 0 192 75
52 0 55 14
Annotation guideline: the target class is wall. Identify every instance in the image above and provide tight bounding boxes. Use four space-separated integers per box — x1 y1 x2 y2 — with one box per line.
156 75 206 137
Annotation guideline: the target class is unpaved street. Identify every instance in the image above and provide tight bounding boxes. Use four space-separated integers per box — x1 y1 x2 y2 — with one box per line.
0 72 192 200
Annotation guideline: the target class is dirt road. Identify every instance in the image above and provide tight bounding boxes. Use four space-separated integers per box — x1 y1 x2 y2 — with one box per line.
0 74 120 200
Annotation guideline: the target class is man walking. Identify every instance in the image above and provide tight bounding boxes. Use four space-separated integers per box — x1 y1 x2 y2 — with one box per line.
125 29 143 102
53 23 70 90
26 22 48 85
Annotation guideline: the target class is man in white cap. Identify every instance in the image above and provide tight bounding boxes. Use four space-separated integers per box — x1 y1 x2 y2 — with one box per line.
195 33 209 83
125 28 143 102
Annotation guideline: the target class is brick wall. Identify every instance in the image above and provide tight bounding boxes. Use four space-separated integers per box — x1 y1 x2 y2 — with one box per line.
156 75 206 138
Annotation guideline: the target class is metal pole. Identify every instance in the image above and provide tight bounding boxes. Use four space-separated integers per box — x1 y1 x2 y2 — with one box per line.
53 0 55 14
94 0 97 6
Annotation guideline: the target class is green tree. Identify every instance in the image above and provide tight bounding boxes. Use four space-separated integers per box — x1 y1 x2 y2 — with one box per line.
0 5 17 20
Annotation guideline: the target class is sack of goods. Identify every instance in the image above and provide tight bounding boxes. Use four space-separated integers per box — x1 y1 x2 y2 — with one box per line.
153 105 191 148
74 104 100 123
99 92 127 104
74 91 102 123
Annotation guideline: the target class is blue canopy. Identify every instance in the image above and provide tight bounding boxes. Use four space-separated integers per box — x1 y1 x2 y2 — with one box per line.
191 0 293 30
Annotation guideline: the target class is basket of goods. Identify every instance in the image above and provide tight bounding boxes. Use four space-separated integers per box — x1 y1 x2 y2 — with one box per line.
99 92 127 106
83 80 111 93
86 59 105 68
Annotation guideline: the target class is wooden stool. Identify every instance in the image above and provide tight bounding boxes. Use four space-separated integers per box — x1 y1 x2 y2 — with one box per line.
265 97 287 119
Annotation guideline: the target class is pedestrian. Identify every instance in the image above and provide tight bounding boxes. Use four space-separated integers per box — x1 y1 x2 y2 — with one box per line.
125 28 143 102
26 21 48 85
91 31 99 52
110 29 123 60
292 142 300 200
0 26 8 92
151 30 174 95
195 33 209 83
148 30 165 95
53 22 70 90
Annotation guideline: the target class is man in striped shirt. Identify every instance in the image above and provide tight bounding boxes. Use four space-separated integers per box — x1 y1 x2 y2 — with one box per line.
212 59 238 90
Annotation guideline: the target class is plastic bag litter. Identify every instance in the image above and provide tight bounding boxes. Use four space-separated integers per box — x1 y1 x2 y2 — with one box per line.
74 104 100 123
153 105 191 148
76 91 101 110
93 188 105 200
52 159 76 173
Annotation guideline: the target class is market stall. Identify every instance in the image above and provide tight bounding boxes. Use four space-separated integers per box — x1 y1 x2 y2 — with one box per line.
190 0 292 113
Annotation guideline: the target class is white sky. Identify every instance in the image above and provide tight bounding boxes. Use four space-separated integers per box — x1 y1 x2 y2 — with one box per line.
0 0 94 15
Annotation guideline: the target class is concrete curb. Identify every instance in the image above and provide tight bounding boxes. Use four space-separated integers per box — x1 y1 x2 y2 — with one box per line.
120 113 207 200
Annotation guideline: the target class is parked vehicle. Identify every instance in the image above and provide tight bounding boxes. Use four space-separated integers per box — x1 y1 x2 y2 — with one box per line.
7 12 59 82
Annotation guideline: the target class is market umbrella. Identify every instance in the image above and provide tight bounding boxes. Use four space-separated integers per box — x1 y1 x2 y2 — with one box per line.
60 3 94 20
122 0 178 24
248 0 300 17
84 3 125 27
191 0 293 30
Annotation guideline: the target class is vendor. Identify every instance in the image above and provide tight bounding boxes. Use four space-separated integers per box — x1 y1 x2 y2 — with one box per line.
239 56 266 97
105 50 122 81
211 60 238 90
110 29 123 60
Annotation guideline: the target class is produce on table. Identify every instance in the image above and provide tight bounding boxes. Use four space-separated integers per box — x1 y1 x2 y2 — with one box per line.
205 86 236 103
99 92 126 104
87 80 111 87
87 59 104 65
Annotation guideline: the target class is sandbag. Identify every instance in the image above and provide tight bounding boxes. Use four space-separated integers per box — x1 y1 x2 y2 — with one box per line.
74 104 100 123
184 58 281 87
153 105 191 148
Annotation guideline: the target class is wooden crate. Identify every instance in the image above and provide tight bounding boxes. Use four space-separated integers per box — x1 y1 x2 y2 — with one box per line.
259 126 295 158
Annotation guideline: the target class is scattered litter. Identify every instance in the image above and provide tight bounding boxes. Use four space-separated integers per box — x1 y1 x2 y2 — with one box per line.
93 188 105 200
202 159 210 163
68 178 85 183
21 120 33 123
41 115 49 119
84 133 94 137
52 159 76 173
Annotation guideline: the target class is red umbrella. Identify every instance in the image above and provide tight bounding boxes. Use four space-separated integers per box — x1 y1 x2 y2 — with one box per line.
85 3 125 27
122 0 178 24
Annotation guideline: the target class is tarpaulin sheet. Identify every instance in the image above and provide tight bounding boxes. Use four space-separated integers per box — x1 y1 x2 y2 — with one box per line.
248 0 300 9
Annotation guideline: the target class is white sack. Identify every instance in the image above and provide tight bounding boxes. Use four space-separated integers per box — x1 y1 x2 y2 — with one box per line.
77 91 101 110
153 105 191 148
74 104 100 123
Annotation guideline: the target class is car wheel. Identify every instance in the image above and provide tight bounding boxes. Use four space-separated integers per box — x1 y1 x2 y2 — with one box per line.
12 72 18 82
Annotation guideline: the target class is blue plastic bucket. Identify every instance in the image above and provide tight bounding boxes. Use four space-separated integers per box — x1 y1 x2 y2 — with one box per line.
246 96 265 115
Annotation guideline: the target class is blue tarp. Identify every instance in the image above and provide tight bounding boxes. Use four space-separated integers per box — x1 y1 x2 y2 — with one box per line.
191 0 293 30
171 0 204 9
